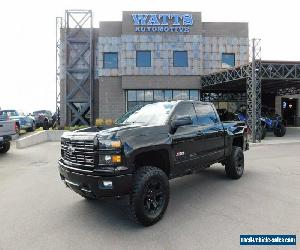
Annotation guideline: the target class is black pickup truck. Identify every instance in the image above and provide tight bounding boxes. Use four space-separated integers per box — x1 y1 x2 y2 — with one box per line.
58 101 248 226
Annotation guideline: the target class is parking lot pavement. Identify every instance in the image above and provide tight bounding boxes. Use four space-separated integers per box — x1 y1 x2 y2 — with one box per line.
0 141 299 250
254 127 300 145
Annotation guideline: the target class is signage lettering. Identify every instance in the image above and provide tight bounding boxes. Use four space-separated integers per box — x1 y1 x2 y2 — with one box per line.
132 13 193 33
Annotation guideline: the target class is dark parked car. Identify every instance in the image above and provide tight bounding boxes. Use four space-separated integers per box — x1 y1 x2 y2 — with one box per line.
32 110 54 130
58 101 248 226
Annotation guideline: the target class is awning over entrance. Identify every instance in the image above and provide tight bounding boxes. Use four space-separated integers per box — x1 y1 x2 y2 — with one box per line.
200 60 300 142
201 61 300 95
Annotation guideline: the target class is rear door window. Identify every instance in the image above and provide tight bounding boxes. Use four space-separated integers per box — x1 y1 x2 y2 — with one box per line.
194 103 219 125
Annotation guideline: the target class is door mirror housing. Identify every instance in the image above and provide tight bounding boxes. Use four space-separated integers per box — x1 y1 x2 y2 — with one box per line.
170 116 193 133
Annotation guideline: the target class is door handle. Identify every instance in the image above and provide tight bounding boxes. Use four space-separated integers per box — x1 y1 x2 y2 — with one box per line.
197 131 203 136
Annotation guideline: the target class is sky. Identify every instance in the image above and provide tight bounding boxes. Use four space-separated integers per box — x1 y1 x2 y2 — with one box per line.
0 0 299 113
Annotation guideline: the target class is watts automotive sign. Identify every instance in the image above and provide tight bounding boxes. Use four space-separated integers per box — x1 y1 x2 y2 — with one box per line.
132 13 193 33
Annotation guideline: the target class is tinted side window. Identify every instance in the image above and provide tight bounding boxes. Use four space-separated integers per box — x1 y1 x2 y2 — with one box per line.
194 104 219 125
172 103 197 124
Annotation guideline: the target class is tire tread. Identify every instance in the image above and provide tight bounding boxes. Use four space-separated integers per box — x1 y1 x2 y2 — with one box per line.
130 166 169 226
225 146 244 179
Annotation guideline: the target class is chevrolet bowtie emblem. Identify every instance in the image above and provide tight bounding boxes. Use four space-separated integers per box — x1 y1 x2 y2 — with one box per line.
67 146 75 155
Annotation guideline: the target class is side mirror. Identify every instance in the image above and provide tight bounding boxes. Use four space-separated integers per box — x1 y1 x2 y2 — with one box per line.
170 116 193 133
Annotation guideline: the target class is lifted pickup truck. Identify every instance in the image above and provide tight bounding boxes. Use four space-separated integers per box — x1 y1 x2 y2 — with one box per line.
58 101 248 226
0 115 17 153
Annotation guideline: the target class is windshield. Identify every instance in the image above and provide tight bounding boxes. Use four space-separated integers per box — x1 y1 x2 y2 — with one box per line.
116 102 177 126
33 110 45 115
0 110 19 117
33 110 50 115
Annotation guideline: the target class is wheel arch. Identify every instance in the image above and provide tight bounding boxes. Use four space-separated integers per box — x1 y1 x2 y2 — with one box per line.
232 136 244 149
133 149 171 178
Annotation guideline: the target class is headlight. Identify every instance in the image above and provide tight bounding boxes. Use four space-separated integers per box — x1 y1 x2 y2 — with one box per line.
111 141 121 148
99 154 122 164
99 140 122 149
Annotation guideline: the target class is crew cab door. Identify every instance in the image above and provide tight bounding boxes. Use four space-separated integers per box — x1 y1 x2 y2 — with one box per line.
170 102 199 177
194 103 225 165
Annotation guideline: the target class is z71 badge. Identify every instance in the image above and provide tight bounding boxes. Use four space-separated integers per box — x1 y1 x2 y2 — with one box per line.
176 151 185 157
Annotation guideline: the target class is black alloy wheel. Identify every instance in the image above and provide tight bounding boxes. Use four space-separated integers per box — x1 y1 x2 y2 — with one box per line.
43 119 49 130
143 178 166 218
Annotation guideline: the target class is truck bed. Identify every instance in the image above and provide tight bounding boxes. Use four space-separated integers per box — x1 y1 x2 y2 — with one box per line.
0 116 16 137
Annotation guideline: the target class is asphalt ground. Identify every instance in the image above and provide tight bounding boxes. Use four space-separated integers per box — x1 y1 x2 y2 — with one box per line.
0 136 299 249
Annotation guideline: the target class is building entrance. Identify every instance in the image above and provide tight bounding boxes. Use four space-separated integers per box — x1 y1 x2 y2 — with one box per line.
282 98 298 126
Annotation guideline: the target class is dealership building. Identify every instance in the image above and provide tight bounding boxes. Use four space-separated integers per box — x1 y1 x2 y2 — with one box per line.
57 10 300 132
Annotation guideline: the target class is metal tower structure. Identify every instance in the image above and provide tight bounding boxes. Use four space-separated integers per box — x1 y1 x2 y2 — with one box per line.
64 10 93 126
247 38 261 142
56 17 64 126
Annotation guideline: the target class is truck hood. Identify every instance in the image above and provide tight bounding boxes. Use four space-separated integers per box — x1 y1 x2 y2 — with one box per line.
62 124 144 140
62 123 169 143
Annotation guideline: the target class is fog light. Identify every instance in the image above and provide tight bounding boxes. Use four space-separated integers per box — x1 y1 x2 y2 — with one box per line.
100 180 113 189
104 155 112 163
112 155 122 163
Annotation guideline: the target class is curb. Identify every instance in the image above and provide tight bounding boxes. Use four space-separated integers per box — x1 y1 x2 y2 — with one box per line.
16 130 65 149
250 140 300 147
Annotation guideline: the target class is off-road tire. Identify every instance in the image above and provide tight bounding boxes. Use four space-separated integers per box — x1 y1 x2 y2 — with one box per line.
0 141 10 154
261 127 267 140
225 146 244 179
43 120 49 130
27 122 36 132
15 124 20 135
274 124 286 137
130 166 169 226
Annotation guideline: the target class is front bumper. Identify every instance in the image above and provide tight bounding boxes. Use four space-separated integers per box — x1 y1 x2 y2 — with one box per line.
58 160 133 199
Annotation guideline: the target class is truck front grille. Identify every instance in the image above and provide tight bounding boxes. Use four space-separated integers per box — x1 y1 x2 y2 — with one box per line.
62 139 95 168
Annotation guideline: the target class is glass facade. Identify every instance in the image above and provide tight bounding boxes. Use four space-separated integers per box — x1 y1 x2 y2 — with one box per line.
126 89 200 111
173 51 188 67
103 52 118 68
201 92 246 114
136 51 151 67
222 53 235 68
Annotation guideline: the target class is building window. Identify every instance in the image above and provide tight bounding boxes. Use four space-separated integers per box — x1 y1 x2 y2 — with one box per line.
126 89 200 111
137 90 144 101
154 90 164 101
127 90 136 101
164 90 173 100
173 90 189 100
103 52 118 68
189 90 199 100
173 51 188 67
222 53 235 68
136 51 151 67
145 90 153 101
